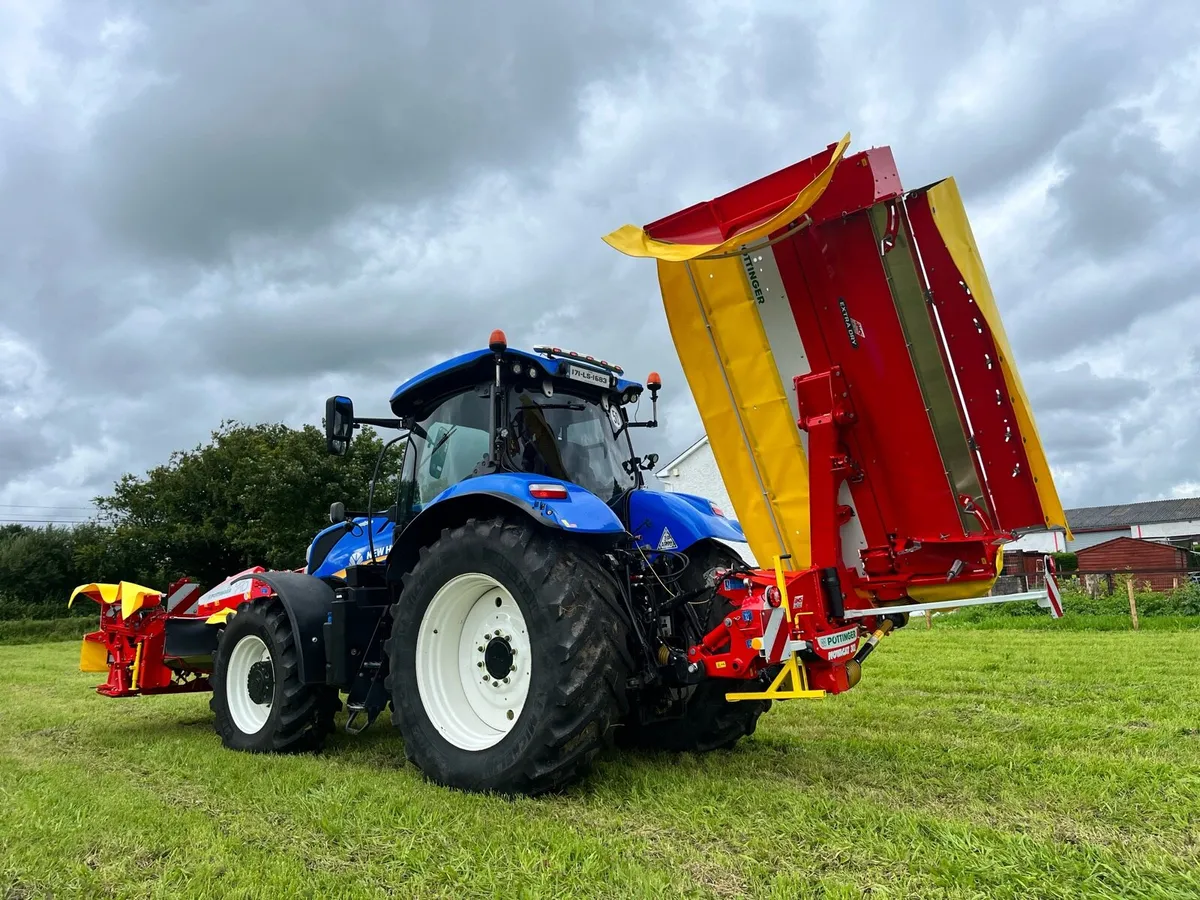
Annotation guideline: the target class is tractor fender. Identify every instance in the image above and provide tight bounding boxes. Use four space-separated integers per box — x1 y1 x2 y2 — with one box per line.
626 488 755 560
387 473 626 581
248 571 335 685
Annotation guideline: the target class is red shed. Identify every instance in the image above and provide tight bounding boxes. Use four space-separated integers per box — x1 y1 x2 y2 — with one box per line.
1075 537 1189 591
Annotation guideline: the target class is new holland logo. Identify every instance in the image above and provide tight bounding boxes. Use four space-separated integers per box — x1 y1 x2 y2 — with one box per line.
657 528 678 551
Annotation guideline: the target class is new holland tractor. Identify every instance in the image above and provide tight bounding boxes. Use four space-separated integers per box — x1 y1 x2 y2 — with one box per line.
69 133 1068 796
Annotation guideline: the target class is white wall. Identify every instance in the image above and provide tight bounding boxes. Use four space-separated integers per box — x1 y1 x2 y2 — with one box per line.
1004 530 1068 553
658 444 732 510
1133 520 1200 541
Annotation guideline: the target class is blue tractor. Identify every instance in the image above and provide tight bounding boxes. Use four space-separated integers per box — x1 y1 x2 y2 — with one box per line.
206 330 773 794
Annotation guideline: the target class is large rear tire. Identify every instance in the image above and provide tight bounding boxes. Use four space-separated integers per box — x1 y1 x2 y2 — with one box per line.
385 517 630 796
210 596 340 754
622 542 773 753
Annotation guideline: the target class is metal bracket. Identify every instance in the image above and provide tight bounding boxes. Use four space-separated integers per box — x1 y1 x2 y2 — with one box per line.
725 653 826 702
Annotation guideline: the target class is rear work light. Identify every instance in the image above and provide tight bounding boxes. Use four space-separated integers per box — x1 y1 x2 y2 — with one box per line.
529 484 570 500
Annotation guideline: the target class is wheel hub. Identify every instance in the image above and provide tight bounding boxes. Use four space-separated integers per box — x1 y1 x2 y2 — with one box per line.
247 660 274 704
483 635 514 680
414 573 533 751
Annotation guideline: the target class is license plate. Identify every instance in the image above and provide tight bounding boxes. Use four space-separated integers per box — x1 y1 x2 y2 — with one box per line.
566 363 613 388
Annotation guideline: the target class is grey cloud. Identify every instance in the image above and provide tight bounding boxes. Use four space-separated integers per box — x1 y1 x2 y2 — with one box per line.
3 0 1200 518
1027 363 1151 414
86 1 674 263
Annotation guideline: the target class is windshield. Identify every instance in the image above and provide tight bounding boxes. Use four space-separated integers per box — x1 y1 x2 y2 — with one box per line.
504 388 636 502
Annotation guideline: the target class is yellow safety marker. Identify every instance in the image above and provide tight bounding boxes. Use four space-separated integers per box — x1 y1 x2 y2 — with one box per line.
68 582 119 608
773 554 792 625
205 608 236 624
79 638 109 673
726 653 825 702
116 581 162 621
131 642 144 691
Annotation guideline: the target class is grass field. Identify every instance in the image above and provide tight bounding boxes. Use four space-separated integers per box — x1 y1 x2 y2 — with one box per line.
2 626 1199 899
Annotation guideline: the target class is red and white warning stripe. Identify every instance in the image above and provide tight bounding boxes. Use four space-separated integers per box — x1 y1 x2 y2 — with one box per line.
166 580 202 614
1044 555 1063 618
762 605 790 663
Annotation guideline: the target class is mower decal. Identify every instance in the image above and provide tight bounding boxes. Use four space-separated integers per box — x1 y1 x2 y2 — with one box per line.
812 627 860 661
824 643 857 662
815 628 859 651
657 527 677 551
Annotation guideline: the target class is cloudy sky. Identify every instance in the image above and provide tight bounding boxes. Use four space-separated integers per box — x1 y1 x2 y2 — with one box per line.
2 0 1198 526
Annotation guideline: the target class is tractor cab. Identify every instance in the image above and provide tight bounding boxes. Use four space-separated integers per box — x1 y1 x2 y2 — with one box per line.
383 331 660 513
309 331 673 577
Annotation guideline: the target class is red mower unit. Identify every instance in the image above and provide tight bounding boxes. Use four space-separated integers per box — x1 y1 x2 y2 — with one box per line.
70 133 1068 795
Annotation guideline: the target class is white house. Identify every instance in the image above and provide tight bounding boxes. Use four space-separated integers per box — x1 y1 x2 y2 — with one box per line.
655 434 757 566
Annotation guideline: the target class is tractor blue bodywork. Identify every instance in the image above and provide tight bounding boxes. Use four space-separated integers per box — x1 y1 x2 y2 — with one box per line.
306 345 752 579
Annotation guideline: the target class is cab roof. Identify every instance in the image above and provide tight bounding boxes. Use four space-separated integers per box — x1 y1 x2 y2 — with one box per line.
389 347 644 420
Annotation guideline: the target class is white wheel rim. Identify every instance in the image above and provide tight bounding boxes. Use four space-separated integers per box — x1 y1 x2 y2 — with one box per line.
227 634 272 734
415 572 532 751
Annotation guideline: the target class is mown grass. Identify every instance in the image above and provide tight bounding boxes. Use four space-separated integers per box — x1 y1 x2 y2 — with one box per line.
2 629 1199 899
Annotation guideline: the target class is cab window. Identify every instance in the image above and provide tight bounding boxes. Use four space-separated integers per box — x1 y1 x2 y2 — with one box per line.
412 390 491 503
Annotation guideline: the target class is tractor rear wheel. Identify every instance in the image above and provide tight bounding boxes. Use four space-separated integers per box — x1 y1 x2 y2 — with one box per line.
622 542 773 753
385 517 630 795
210 596 340 754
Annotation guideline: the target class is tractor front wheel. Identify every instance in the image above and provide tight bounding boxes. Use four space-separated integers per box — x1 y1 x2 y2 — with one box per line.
210 596 340 753
385 517 630 795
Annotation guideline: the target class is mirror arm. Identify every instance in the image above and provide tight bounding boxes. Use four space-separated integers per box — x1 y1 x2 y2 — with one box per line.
353 416 410 431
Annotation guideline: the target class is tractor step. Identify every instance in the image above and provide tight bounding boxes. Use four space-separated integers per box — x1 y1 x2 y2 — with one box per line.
344 702 374 735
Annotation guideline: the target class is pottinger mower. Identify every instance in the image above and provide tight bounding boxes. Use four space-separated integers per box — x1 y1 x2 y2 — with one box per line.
70 133 1068 795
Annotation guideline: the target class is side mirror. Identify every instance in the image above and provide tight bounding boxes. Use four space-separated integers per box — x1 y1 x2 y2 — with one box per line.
329 501 346 524
325 396 355 455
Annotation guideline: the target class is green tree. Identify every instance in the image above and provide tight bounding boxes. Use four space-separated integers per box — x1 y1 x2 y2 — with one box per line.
95 420 405 588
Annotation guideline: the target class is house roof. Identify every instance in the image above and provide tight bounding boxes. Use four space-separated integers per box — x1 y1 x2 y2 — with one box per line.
1065 497 1200 531
654 434 710 476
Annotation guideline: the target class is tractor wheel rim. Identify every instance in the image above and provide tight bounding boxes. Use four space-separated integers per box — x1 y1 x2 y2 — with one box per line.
227 634 272 734
415 572 531 751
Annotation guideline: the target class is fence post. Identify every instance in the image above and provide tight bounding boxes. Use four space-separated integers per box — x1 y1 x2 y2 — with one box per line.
925 610 932 630
1126 577 1140 631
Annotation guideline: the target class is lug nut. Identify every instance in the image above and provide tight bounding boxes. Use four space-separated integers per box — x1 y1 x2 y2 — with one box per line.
477 662 483 668
503 677 510 684
478 646 484 652
492 680 499 687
